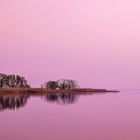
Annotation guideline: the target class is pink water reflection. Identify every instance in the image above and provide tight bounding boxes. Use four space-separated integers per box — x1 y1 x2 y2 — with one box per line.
0 91 140 140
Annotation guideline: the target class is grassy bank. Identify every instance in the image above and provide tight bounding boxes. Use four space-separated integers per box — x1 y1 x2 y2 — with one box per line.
0 88 119 94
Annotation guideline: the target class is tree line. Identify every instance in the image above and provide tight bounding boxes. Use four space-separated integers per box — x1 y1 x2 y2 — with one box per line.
0 73 30 88
0 73 79 89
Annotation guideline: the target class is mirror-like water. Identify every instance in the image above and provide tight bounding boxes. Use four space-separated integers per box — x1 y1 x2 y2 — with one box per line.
0 91 140 140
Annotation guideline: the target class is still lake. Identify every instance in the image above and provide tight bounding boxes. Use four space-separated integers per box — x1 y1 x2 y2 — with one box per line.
0 90 140 140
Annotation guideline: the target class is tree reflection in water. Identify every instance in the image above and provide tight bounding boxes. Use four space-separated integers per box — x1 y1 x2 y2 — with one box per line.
44 93 79 105
0 92 109 111
0 94 30 111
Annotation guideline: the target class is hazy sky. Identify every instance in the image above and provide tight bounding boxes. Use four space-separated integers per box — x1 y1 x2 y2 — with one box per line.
0 0 140 89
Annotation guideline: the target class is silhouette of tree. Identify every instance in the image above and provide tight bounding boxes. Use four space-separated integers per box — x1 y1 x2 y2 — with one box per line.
42 81 58 90
0 73 30 88
57 79 79 89
41 79 79 90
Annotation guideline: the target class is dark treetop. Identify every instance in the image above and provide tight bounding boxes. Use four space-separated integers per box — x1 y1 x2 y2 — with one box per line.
0 73 30 88
41 79 79 90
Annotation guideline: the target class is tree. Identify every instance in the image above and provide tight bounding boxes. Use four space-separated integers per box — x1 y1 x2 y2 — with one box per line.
41 81 58 90
0 73 30 88
57 79 79 89
41 79 79 90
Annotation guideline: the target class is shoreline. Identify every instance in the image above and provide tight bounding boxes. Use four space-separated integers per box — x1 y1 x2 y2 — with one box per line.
0 88 120 94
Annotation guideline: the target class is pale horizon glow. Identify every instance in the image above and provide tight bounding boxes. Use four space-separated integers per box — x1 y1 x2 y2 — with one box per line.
0 0 140 89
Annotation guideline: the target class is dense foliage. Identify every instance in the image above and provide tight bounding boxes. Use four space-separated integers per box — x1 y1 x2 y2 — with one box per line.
41 79 79 90
0 73 30 88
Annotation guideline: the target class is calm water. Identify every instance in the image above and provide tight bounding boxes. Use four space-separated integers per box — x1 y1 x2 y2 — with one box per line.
0 90 140 140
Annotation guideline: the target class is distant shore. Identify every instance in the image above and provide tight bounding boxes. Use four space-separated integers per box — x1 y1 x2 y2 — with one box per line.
0 88 119 94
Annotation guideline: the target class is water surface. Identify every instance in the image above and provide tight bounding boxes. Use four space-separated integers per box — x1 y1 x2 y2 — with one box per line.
0 90 140 140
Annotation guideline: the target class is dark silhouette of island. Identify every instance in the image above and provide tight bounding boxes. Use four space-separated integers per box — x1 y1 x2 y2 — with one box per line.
0 73 119 94
0 73 120 111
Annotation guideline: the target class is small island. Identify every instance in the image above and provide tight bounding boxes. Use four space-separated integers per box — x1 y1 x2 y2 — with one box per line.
0 73 119 94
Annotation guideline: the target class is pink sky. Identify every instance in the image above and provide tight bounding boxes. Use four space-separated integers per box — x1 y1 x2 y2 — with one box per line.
0 0 140 89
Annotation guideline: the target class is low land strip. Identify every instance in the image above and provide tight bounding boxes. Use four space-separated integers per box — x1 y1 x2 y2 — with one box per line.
0 88 119 94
